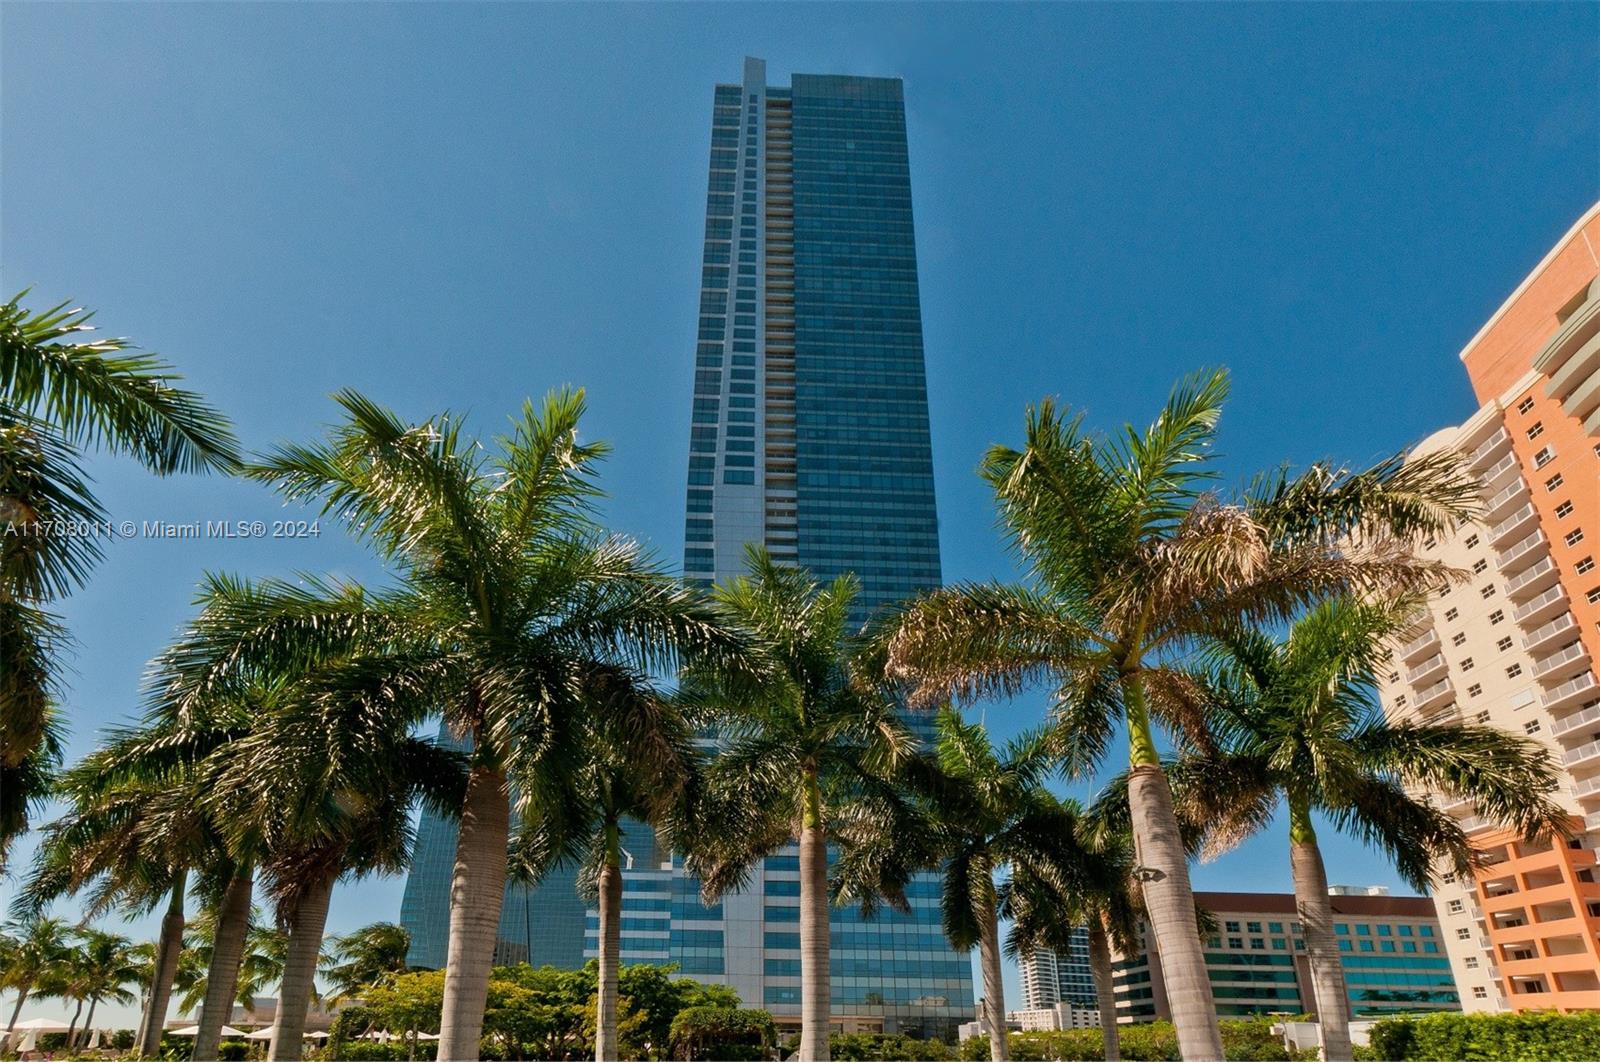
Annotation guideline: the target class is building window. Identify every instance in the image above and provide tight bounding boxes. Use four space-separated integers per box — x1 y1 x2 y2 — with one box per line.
1517 397 1536 415
1546 473 1564 491
1524 720 1541 735
1473 986 1489 999
1388 671 1400 683
1465 956 1478 969
1250 938 1265 950
1496 637 1513 652
1481 584 1496 599
1467 683 1482 697
1557 500 1575 519
1465 533 1481 548
1527 422 1544 441
1446 607 1460 621
1578 557 1596 575
1228 937 1243 949
1225 921 1240 933
1452 632 1468 646
1460 658 1474 671
1425 537 1438 550
1506 664 1523 678
1565 528 1585 547
1359 940 1374 952
1474 710 1490 723
1247 922 1262 933
1534 446 1556 468
1489 609 1505 625
1456 928 1471 940
1587 587 1600 605
1472 559 1488 574
1448 899 1464 914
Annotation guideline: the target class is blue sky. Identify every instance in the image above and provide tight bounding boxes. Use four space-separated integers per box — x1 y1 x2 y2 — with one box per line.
3 1 1597 1025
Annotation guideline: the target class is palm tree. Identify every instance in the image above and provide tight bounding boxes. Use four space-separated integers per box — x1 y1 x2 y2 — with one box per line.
1000 832 1142 1062
322 923 413 1003
13 723 227 1058
882 369 1478 1058
508 681 699 1062
683 548 916 1062
1 915 71 1051
0 292 239 861
66 928 142 1049
1147 596 1570 1062
833 710 1103 1062
230 389 744 1061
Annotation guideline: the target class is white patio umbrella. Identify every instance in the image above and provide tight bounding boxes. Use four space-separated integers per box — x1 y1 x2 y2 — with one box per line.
246 1028 275 1041
171 1024 248 1037
9 1018 71 1032
305 1031 330 1039
417 1032 441 1041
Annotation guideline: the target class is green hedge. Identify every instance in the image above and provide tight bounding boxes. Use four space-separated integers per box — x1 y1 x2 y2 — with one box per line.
959 1019 1316 1061
830 1032 956 1060
1361 1012 1600 1062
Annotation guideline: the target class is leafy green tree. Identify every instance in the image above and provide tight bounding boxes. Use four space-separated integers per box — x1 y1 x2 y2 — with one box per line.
833 710 1102 1062
235 389 743 1061
0 292 239 861
669 1006 775 1061
1 916 71 1050
883 370 1476 1058
1139 595 1568 1062
684 548 916 1062
323 923 415 1004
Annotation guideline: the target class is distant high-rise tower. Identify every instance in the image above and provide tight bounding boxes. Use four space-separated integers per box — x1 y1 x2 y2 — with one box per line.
1020 931 1096 1011
400 58 972 1039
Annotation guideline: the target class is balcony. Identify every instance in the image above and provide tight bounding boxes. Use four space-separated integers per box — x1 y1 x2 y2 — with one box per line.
1496 530 1549 574
1524 612 1579 654
1481 451 1520 486
1506 556 1559 600
1400 628 1441 662
1544 671 1600 713
1513 584 1568 625
1407 654 1448 685
1489 503 1538 546
1564 737 1600 768
1415 677 1456 712
1550 696 1600 738
1458 815 1496 835
1588 810 1600 832
1469 428 1510 468
1483 477 1530 519
1576 774 1600 800
1533 641 1591 681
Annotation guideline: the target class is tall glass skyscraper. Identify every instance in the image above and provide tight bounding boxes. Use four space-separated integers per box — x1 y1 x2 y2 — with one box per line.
399 57 972 1039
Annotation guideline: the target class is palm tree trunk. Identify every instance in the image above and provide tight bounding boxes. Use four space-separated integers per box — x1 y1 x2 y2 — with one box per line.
1088 920 1120 1062
65 997 84 1048
139 873 188 1057
976 887 1008 1062
595 818 623 1062
796 767 830 1062
194 864 254 1061
1123 679 1223 1062
438 763 511 1062
79 997 99 1050
267 867 337 1062
4 986 30 1052
1289 802 1352 1062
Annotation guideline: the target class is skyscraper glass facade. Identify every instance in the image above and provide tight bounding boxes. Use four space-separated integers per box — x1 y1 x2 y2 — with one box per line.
1020 930 1096 1011
399 57 972 1038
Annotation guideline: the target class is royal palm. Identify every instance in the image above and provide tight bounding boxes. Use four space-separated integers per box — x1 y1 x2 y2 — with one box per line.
684 548 914 1062
508 685 700 1062
884 370 1477 1058
1155 596 1569 1061
235 389 741 1060
833 710 1101 1062
1 293 237 862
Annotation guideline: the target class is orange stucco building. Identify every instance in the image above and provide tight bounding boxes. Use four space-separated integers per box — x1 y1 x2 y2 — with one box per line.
1374 202 1600 1012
